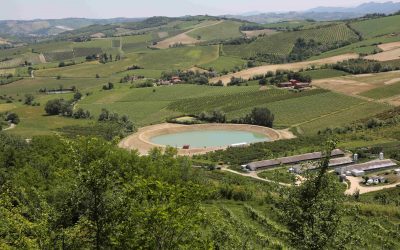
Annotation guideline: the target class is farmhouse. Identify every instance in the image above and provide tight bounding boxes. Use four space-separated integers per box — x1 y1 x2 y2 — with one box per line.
246 149 345 171
335 159 398 176
293 82 312 89
171 76 182 83
277 82 293 88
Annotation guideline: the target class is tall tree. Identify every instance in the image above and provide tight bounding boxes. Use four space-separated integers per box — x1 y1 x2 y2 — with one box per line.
281 140 345 249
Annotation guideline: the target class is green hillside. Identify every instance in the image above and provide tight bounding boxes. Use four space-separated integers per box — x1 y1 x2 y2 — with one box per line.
223 23 359 58
187 20 243 41
350 14 400 38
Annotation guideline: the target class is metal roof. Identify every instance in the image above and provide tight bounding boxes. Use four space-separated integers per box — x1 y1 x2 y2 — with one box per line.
343 159 397 172
246 149 345 171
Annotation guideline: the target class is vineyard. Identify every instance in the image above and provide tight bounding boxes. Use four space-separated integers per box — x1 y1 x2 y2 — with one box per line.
73 47 103 57
223 23 359 58
187 20 243 41
43 51 74 62
350 14 400 38
112 39 121 48
0 53 42 69
167 89 327 114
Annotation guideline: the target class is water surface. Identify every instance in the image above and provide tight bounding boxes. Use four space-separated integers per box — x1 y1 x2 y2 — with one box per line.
150 130 269 148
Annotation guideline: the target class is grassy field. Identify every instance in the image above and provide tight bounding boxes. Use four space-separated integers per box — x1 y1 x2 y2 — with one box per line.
258 168 295 183
0 77 106 97
300 69 350 79
350 15 400 38
0 53 43 68
187 20 243 41
199 55 247 72
77 84 260 126
224 23 358 58
297 101 391 135
35 45 219 77
4 94 90 137
360 81 400 100
310 35 400 59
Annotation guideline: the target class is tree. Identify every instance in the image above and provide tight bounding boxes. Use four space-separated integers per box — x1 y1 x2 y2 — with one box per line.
102 82 114 90
243 107 274 127
281 140 346 250
24 94 35 105
5 112 19 124
73 92 82 101
45 99 71 116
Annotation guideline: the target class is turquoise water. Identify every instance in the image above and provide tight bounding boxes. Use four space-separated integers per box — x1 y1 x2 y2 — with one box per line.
150 130 269 148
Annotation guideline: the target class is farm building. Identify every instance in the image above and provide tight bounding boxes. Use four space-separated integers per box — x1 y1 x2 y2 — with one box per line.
335 159 398 176
277 82 293 88
171 76 182 83
246 149 345 171
294 82 312 89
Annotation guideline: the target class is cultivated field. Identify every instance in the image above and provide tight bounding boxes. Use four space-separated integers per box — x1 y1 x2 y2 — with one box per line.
153 20 223 49
350 15 400 38
242 29 277 38
365 48 400 61
210 53 359 84
187 20 243 41
223 23 358 58
313 71 400 99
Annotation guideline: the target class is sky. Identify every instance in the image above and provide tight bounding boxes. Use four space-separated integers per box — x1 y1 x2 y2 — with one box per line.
0 0 399 20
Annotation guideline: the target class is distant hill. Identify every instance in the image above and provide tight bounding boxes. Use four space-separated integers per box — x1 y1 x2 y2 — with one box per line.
228 1 400 23
0 17 144 38
309 1 400 14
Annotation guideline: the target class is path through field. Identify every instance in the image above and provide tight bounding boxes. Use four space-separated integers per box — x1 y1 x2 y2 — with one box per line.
3 123 16 131
154 20 224 49
210 53 359 85
220 166 291 187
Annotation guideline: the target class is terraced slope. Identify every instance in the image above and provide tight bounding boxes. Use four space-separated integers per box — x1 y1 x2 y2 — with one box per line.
223 23 359 58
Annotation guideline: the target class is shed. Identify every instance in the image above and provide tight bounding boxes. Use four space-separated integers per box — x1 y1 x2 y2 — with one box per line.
246 149 345 171
351 169 365 177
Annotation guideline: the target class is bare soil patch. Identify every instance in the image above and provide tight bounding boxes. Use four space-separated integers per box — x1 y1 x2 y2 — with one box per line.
243 29 277 38
0 37 9 45
157 31 168 39
90 33 106 38
385 95 400 106
153 20 223 49
313 78 376 95
365 48 400 61
154 33 200 49
384 78 400 85
211 53 359 85
119 123 295 156
378 41 400 51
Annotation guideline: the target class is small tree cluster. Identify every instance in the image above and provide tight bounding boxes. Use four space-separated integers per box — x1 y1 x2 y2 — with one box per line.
102 82 114 90
233 107 274 128
198 110 226 123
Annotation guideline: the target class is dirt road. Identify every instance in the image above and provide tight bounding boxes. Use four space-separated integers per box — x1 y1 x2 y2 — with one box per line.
210 53 359 85
345 176 400 195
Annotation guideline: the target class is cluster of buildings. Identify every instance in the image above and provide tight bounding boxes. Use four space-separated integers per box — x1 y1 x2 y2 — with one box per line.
244 150 399 182
157 76 182 86
277 79 312 89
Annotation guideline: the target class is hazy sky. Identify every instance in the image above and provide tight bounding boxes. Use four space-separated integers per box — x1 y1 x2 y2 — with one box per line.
1 0 399 20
